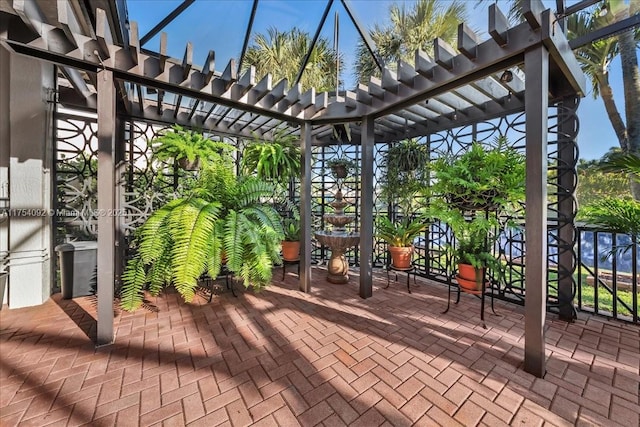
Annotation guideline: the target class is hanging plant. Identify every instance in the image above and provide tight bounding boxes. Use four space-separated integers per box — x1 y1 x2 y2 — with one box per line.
151 125 232 170
241 127 301 183
381 138 430 218
431 136 525 213
326 157 357 179
386 138 429 172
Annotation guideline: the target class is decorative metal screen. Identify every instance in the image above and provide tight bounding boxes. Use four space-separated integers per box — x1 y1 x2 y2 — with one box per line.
55 101 579 311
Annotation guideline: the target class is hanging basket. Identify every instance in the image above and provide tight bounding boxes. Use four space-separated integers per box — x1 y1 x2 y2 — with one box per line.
331 165 349 179
177 157 200 171
447 189 500 212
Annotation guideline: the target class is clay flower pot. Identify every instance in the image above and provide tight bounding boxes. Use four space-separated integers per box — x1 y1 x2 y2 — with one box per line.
389 245 414 269
281 240 300 261
456 263 485 294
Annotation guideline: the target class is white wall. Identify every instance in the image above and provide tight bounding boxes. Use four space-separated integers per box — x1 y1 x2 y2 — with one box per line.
0 47 54 308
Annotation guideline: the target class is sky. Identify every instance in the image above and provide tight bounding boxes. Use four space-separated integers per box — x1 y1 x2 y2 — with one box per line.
126 0 631 160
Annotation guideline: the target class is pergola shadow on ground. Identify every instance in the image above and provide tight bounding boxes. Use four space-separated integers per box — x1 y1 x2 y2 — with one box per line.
1 269 638 426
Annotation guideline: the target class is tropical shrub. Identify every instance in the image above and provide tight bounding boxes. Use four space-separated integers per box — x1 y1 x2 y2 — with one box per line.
578 197 640 255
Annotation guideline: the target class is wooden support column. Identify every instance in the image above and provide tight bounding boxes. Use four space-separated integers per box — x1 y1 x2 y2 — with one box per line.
300 121 312 293
557 95 579 321
359 116 374 299
97 69 116 346
524 46 549 377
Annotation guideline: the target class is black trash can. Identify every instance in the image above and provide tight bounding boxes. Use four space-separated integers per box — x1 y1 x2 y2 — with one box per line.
55 241 98 299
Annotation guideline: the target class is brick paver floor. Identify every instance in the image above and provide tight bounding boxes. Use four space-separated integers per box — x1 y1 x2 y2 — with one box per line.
1 268 638 426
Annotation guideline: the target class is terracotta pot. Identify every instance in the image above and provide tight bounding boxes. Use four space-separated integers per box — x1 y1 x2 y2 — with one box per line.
457 263 484 294
389 245 414 269
282 240 300 261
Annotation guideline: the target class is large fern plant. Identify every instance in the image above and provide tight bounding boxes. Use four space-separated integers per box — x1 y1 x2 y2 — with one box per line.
121 145 284 311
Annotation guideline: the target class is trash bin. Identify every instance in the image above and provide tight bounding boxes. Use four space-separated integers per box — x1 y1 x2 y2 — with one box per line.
54 241 98 299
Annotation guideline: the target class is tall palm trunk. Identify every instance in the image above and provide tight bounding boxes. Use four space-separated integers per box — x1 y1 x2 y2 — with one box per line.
617 28 640 199
597 72 628 150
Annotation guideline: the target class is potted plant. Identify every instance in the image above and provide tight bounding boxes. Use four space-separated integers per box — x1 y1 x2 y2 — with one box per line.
433 209 500 294
241 128 301 182
281 217 301 261
429 136 525 293
326 158 357 180
151 125 233 170
376 216 426 269
120 140 285 311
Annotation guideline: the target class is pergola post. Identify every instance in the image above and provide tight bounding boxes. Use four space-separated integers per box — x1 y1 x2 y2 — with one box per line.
557 95 579 322
359 116 374 299
96 69 116 346
524 45 549 377
299 121 313 293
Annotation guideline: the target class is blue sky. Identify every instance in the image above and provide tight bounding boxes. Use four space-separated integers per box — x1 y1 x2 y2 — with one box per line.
126 0 628 160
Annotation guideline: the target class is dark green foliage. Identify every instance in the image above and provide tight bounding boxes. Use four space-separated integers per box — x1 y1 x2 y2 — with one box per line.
376 216 426 247
381 139 430 216
598 152 640 179
121 140 285 312
241 128 301 182
428 137 525 268
578 197 640 255
431 137 525 212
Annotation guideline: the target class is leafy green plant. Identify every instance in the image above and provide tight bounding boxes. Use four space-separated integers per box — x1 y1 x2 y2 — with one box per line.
120 141 285 311
429 136 525 270
430 207 501 270
241 128 301 182
151 125 234 170
431 136 525 212
283 218 301 241
376 216 426 247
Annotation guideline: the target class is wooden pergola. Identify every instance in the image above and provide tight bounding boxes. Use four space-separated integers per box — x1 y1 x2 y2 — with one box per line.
0 0 587 377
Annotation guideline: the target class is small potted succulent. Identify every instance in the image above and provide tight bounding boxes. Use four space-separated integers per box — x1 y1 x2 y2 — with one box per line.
281 218 301 261
376 216 426 269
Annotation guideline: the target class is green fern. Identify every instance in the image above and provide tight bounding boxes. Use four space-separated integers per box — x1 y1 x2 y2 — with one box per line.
120 256 147 311
120 138 286 311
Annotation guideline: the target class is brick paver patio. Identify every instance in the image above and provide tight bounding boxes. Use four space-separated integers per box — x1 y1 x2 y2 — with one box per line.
1 268 638 426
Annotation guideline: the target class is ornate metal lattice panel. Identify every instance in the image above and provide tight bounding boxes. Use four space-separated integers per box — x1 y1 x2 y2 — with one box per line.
55 111 99 242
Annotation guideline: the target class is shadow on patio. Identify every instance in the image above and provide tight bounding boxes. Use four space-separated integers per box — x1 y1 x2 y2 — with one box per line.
1 268 638 426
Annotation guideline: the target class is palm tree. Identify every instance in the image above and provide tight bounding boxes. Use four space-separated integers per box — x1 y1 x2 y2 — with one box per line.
242 27 340 93
354 0 466 84
567 4 640 199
